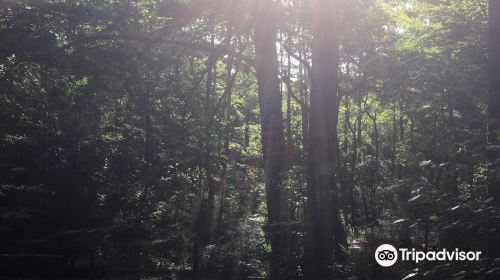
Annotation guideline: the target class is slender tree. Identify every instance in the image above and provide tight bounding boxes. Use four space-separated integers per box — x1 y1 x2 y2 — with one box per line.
253 1 288 278
305 0 345 278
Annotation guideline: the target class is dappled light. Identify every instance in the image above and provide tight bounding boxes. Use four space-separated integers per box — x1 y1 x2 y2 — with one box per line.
1 0 500 279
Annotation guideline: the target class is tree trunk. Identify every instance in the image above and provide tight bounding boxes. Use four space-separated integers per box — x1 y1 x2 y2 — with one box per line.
391 100 397 179
254 1 288 278
305 0 345 278
205 34 216 241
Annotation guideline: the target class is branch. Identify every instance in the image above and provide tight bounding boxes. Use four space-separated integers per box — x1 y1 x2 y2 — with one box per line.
338 74 367 99
279 42 311 74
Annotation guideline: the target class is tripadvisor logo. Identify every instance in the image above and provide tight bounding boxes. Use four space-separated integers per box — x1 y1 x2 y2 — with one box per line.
375 244 398 267
375 244 482 267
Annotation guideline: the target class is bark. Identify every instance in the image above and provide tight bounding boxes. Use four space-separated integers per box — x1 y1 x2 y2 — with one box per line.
398 101 405 179
205 34 216 239
192 34 216 279
299 43 310 223
366 110 379 227
391 100 397 179
305 0 345 278
343 97 356 228
217 48 241 233
286 50 294 168
253 1 288 278
299 32 310 167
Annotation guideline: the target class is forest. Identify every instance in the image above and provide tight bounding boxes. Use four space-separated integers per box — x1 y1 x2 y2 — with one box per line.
1 0 500 279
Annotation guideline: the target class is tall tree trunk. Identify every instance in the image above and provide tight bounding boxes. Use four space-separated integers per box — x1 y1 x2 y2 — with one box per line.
343 97 356 228
299 42 310 223
217 46 241 233
367 111 379 227
205 34 216 239
299 27 310 173
192 33 217 279
305 0 345 278
286 48 294 168
254 1 288 278
391 100 397 179
398 101 405 179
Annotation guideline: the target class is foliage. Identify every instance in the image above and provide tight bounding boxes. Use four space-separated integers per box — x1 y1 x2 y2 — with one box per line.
1 0 499 279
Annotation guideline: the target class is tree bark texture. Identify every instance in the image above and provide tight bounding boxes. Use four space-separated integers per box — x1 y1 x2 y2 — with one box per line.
254 1 288 278
305 0 345 278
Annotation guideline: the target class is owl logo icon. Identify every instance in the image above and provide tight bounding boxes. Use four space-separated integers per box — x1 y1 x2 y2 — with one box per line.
375 244 398 267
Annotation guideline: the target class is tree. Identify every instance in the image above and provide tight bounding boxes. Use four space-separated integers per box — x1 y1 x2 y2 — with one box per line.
253 1 288 279
305 0 345 278
3 0 500 279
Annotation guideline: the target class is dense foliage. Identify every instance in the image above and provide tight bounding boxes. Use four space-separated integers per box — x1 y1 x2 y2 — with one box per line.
1 0 499 279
